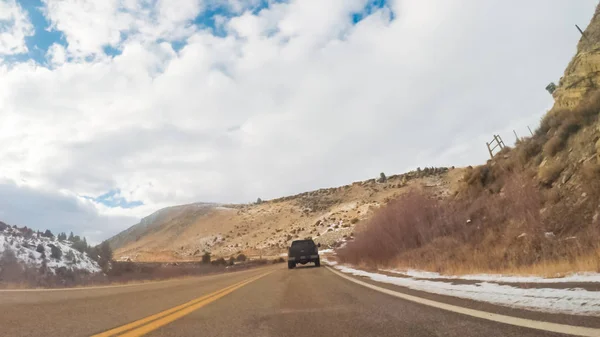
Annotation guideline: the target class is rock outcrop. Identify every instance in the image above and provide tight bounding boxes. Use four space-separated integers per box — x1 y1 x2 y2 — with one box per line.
553 5 600 109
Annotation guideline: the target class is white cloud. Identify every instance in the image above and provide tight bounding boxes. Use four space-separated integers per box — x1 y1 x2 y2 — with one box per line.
46 43 66 65
0 0 598 240
42 0 203 58
0 0 34 55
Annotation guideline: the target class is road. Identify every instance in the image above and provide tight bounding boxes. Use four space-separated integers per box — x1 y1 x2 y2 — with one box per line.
1 264 598 337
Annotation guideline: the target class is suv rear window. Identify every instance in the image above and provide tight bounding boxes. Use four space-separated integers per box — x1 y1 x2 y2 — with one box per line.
291 240 315 249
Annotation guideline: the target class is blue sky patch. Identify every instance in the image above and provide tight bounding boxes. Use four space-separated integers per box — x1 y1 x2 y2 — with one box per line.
352 0 395 24
17 0 66 65
103 45 123 57
85 189 144 209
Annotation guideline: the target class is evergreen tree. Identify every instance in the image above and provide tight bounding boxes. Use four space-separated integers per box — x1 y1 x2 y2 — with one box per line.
96 241 113 272
202 252 211 264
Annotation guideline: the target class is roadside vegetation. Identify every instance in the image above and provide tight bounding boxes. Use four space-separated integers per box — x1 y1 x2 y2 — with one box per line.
338 91 600 276
0 222 277 288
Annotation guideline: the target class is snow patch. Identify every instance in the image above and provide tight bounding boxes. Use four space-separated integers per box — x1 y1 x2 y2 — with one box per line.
382 269 600 284
332 264 600 316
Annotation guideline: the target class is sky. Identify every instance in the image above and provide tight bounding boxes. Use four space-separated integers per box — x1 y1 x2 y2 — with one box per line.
0 0 597 244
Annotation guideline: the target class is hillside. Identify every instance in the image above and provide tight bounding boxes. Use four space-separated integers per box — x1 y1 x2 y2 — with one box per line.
108 202 218 252
337 4 600 276
0 223 101 284
109 168 461 262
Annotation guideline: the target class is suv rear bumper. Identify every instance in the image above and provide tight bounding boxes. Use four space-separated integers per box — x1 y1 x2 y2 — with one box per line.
288 255 319 264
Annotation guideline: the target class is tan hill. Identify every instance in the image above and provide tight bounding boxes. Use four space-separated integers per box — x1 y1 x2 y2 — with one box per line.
108 168 461 262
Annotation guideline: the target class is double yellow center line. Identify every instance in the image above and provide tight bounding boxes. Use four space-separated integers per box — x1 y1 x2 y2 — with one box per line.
92 271 272 337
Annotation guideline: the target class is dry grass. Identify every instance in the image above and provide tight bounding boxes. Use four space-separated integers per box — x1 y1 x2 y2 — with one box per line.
582 160 600 199
515 138 543 165
542 188 562 205
338 171 600 274
539 91 600 157
542 135 565 157
538 161 564 186
337 191 462 265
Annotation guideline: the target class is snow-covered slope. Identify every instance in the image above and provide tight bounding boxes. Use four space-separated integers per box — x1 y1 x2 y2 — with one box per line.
0 226 100 274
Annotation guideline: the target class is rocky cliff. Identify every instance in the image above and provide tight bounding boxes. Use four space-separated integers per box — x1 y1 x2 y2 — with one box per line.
553 5 600 109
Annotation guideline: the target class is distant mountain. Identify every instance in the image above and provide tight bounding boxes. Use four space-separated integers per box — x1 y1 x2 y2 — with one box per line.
107 202 219 251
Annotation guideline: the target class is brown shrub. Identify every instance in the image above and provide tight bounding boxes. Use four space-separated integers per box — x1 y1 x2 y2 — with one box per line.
516 138 543 165
582 160 600 180
337 190 463 265
337 175 558 272
538 91 600 157
582 160 600 199
464 166 490 187
543 188 562 205
574 90 600 123
538 162 564 186
543 134 565 156
537 108 570 136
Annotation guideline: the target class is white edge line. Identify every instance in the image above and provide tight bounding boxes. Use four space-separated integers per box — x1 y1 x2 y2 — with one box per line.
326 266 600 337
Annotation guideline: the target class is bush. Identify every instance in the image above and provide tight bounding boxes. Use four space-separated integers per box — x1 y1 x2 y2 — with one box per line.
516 138 543 165
0 249 23 283
350 218 359 224
92 241 113 272
538 162 564 186
337 191 460 264
543 188 561 204
337 175 543 268
582 160 600 198
211 257 227 266
236 254 247 262
464 166 491 187
49 244 62 260
36 244 44 253
72 240 88 253
543 135 565 156
41 229 54 238
538 91 600 157
582 160 600 180
202 252 211 264
65 250 76 262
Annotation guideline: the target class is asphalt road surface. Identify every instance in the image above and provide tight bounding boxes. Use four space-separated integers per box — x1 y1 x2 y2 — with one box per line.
1 264 598 337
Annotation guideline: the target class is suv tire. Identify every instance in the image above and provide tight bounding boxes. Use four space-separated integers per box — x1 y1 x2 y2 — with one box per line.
288 261 296 269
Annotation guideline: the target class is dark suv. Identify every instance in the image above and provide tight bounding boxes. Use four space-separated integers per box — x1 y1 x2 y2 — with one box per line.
288 239 320 269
